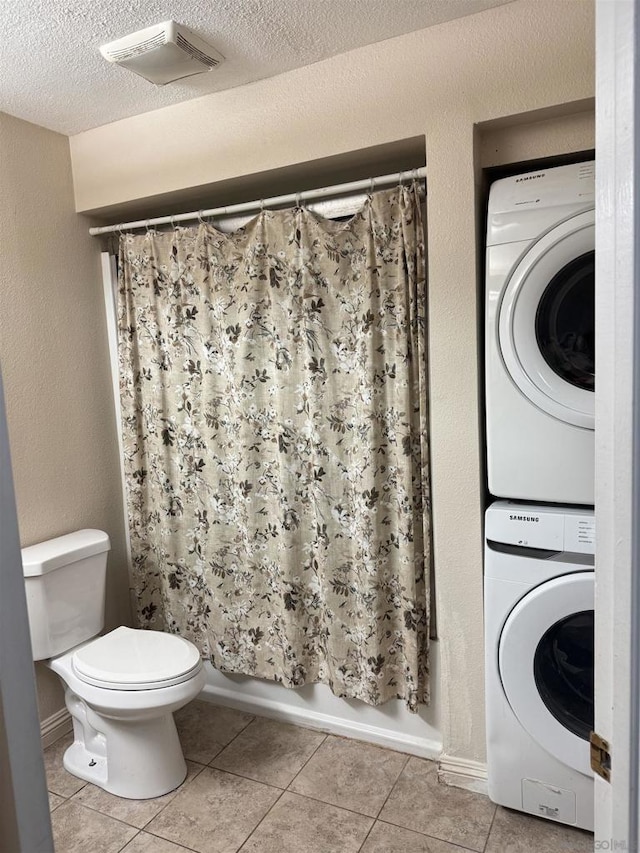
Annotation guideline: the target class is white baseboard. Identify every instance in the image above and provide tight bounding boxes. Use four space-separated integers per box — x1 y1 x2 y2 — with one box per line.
199 684 442 760
40 708 72 749
438 753 488 794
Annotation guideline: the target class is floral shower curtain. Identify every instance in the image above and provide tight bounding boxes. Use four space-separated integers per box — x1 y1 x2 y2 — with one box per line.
118 185 431 710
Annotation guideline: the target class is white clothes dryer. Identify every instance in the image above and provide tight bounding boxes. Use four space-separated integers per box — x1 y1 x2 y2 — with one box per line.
485 501 594 831
486 161 595 505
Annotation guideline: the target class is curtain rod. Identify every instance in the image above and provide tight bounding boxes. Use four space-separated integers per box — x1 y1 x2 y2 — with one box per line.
88 167 427 236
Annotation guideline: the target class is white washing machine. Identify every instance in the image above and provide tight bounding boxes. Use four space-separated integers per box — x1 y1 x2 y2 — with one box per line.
486 161 595 505
485 501 594 831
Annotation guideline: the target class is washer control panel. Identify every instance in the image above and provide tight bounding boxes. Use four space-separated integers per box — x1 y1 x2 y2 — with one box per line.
485 501 595 555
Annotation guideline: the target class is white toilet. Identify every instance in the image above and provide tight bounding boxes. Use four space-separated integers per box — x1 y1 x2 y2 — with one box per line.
23 529 205 799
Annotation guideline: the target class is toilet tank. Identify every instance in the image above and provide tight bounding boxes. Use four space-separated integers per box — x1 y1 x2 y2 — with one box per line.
22 530 111 660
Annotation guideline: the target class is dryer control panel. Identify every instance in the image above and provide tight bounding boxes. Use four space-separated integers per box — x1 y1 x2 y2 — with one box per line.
488 161 595 219
485 501 595 554
487 160 595 247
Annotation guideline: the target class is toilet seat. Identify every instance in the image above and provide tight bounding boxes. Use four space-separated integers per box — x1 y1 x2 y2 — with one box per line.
72 626 202 691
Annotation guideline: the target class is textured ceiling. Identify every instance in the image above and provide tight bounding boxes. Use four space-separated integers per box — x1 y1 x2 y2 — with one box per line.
0 0 514 136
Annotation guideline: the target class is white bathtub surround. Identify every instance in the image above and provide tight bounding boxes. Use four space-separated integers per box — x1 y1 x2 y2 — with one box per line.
199 640 441 760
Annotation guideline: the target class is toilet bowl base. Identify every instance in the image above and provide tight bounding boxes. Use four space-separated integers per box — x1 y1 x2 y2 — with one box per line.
63 739 108 789
64 703 189 799
48 646 205 799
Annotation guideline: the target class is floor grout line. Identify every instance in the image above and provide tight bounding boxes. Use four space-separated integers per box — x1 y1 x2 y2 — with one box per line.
375 814 489 853
205 718 290 768
116 829 140 853
197 709 258 767
140 825 202 852
355 818 377 852
65 793 143 826
373 752 411 817
481 804 499 853
280 788 386 821
175 700 256 759
283 728 329 790
355 752 412 853
200 763 288 792
234 786 289 852
69 799 151 830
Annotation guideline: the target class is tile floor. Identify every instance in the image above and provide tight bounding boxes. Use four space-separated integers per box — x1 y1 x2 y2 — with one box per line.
45 700 594 853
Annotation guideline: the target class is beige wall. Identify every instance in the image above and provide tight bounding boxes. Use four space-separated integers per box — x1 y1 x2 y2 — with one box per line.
68 0 595 763
479 107 595 168
0 111 130 721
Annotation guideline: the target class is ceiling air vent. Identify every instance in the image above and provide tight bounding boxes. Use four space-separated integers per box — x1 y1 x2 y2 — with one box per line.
100 21 225 86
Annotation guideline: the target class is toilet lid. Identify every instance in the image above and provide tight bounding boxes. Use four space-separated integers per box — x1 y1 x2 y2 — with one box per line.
72 626 202 690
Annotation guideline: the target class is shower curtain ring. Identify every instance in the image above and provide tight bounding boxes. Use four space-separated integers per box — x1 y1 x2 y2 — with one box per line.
369 177 375 196
170 216 177 231
145 219 152 234
260 198 265 213
398 171 403 189
197 210 206 225
295 192 301 209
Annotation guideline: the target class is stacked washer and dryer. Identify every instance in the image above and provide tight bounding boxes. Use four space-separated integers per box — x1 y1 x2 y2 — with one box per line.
484 161 595 831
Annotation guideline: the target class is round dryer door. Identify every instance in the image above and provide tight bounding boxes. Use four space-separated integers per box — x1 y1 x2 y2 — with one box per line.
499 209 594 428
498 571 594 777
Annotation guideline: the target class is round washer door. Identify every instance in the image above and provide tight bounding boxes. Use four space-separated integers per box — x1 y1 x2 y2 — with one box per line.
499 209 594 428
498 571 594 777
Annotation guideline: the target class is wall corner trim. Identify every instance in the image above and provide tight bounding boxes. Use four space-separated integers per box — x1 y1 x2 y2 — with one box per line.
40 708 72 749
438 754 488 795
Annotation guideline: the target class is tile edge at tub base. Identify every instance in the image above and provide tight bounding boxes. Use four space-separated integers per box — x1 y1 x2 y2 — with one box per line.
198 666 442 761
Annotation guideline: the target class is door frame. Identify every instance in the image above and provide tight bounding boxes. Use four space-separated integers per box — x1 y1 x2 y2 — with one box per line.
0 369 53 851
594 0 640 847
